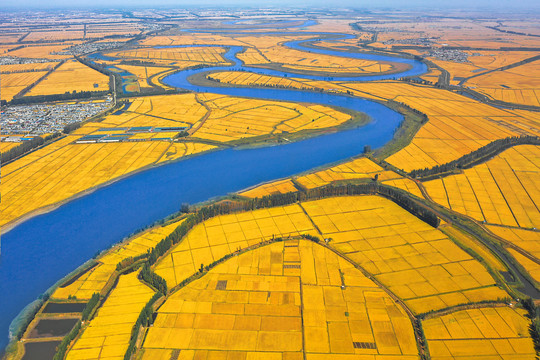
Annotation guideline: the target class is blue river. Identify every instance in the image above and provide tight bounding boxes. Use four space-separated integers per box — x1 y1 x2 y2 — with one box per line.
0 22 426 353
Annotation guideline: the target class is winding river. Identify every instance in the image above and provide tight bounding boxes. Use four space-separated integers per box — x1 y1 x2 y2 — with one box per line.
0 21 427 353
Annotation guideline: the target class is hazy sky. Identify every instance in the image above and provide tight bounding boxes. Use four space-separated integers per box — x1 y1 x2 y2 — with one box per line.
1 0 538 9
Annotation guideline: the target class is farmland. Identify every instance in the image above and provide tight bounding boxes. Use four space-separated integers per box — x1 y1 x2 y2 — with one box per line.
206 73 538 171
0 71 48 101
240 157 424 199
25 59 109 96
423 307 535 360
144 239 418 359
65 272 154 360
1 8 540 360
107 46 229 66
423 145 540 228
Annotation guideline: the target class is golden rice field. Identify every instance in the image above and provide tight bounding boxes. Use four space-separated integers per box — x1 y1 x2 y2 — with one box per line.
467 51 539 71
295 157 396 187
139 34 247 47
0 136 212 228
342 82 537 171
115 64 172 89
300 196 508 314
209 71 320 92
108 46 229 65
466 60 540 107
7 43 74 59
0 71 47 101
25 59 109 96
144 240 418 359
205 74 537 171
101 94 207 128
53 219 184 300
24 30 85 42
0 142 20 153
487 226 540 260
154 195 506 315
237 46 271 65
236 35 397 74
65 272 154 360
240 179 299 198
423 307 535 360
154 204 318 288
0 61 58 73
240 157 424 199
424 145 540 228
440 225 507 273
192 93 352 143
507 248 540 284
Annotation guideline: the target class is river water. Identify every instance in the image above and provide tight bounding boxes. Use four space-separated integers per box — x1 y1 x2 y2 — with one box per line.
0 22 426 353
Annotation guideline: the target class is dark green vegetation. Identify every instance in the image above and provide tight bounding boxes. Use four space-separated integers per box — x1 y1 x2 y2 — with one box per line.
522 298 540 354
9 91 109 106
81 293 99 321
124 292 162 360
1 133 62 164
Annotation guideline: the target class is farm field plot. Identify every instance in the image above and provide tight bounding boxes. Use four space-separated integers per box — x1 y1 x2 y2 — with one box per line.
65 272 154 360
242 157 424 199
298 157 424 197
144 240 418 359
115 64 172 89
507 248 540 284
300 196 508 314
0 71 47 101
0 142 20 153
423 307 535 360
101 94 207 128
154 204 317 288
487 226 540 260
467 60 540 107
0 62 58 73
7 43 76 59
236 35 398 75
107 46 229 65
139 34 247 47
24 30 85 42
239 179 299 198
53 219 184 300
25 59 109 96
192 93 352 143
424 145 540 228
342 82 536 171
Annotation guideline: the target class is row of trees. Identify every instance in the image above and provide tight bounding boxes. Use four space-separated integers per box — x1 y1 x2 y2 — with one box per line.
10 90 108 105
53 320 81 360
521 298 540 354
140 263 167 294
123 292 163 360
81 293 100 321
1 132 61 164
409 135 540 179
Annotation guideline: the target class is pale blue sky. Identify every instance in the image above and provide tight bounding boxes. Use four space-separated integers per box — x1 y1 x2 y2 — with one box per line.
1 0 538 9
